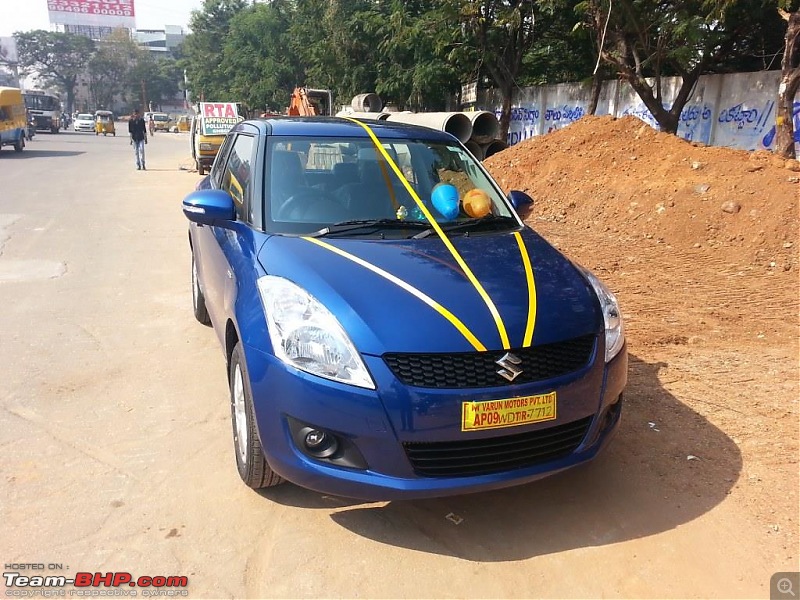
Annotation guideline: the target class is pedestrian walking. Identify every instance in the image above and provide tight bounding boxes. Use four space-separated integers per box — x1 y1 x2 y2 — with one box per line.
128 109 148 170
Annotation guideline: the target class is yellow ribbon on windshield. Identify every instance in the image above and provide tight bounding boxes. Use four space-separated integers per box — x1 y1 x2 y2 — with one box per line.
344 117 512 350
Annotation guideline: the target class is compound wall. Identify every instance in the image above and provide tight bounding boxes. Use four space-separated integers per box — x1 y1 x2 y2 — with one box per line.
479 70 800 154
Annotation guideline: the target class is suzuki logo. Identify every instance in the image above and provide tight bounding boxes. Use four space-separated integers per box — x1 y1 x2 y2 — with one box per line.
496 352 523 382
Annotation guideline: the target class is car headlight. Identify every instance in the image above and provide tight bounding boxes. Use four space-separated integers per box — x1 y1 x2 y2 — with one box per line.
257 276 375 389
576 265 625 362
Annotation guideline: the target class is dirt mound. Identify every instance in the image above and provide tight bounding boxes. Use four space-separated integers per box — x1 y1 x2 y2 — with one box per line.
485 115 799 272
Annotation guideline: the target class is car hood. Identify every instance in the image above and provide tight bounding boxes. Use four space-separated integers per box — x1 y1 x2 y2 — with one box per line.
258 228 602 355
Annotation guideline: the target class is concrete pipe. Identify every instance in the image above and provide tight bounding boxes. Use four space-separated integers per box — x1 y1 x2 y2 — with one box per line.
465 111 500 144
351 93 383 112
482 139 509 159
385 112 473 144
336 111 391 120
465 140 485 161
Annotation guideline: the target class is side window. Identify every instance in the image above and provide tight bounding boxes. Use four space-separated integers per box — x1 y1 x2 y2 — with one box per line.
210 133 235 188
221 134 255 221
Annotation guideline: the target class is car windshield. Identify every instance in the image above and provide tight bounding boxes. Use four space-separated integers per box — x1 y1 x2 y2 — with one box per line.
154 114 169 121
265 136 516 237
78 114 93 120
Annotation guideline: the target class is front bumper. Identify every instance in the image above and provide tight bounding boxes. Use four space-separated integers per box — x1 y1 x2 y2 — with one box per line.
244 341 627 500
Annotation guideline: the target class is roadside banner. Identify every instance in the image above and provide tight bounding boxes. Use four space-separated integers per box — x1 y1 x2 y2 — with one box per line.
199 102 242 135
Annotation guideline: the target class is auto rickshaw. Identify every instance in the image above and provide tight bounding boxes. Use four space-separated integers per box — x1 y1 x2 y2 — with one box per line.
0 86 27 152
94 110 115 136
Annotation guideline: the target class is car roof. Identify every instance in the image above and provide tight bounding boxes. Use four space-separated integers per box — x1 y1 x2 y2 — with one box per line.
232 116 457 142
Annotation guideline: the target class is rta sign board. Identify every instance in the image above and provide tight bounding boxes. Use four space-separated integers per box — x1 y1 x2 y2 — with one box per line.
200 103 239 119
199 102 243 136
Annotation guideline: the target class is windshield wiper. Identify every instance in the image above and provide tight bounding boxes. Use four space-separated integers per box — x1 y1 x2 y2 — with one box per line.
412 215 519 239
308 219 431 238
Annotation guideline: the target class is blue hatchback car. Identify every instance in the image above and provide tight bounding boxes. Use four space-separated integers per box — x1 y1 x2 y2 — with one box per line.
182 117 626 500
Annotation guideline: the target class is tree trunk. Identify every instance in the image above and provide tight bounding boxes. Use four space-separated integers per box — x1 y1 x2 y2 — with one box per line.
776 11 800 159
588 70 603 115
498 84 513 142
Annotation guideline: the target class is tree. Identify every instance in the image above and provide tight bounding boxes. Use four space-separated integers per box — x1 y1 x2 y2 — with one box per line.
450 0 538 139
87 29 140 111
14 30 95 114
586 0 787 134
776 9 800 158
359 0 461 111
220 1 303 112
181 0 248 103
291 0 383 106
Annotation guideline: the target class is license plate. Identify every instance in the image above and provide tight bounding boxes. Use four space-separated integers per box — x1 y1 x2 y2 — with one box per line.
461 392 557 432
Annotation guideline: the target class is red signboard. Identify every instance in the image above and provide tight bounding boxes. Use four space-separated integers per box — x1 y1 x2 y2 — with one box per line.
48 0 136 28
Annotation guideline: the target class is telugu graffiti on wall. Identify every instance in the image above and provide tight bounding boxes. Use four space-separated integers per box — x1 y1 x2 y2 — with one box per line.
483 70 798 155
714 100 775 150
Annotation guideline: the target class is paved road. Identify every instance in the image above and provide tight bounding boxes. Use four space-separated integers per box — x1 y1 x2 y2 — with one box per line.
0 129 784 599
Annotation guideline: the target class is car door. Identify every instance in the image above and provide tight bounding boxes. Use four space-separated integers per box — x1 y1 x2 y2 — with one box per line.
194 131 258 341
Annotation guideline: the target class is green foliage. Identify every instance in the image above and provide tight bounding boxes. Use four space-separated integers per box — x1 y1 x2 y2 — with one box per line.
181 0 248 101
88 29 140 110
173 0 790 134
221 2 303 112
14 30 95 112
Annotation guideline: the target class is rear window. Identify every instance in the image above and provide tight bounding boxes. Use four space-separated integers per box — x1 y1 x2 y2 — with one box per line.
154 114 169 121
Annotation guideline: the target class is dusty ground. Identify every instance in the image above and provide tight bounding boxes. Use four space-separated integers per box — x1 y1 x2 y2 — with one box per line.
487 115 800 568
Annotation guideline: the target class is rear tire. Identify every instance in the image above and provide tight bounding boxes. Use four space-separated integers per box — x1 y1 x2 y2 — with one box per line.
191 252 211 326
13 136 24 152
197 160 206 176
229 342 284 489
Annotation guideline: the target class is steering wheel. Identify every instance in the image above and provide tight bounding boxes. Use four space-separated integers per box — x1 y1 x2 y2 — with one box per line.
276 189 346 221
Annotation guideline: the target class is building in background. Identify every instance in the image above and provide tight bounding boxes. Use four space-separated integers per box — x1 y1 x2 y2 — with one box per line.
135 26 185 58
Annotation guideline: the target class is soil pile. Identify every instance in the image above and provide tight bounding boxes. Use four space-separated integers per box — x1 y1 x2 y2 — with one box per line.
485 115 799 272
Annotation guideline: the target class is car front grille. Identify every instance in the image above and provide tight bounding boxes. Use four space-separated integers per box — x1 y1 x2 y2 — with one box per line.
383 334 595 388
403 416 593 477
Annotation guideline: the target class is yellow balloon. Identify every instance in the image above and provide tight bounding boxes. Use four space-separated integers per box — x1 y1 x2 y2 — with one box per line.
462 188 492 218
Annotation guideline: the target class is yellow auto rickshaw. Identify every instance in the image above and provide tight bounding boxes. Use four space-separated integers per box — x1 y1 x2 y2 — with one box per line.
94 110 115 136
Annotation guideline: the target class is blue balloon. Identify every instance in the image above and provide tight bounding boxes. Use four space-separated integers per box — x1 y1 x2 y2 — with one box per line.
431 183 460 221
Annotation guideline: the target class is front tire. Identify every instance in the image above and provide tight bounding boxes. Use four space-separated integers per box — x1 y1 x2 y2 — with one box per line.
191 252 211 326
229 342 284 489
13 136 24 152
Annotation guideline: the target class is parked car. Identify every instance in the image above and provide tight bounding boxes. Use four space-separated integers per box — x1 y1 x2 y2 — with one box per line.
73 113 95 132
182 117 627 500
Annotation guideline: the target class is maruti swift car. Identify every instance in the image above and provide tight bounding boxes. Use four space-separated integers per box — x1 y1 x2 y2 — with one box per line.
182 117 627 500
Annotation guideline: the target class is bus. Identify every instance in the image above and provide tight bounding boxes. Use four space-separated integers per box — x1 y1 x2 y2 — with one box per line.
23 90 62 133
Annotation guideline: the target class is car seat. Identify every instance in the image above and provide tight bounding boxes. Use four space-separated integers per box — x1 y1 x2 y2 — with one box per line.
270 150 309 208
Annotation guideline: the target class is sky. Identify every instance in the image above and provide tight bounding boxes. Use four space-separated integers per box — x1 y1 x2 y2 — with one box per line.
0 0 206 37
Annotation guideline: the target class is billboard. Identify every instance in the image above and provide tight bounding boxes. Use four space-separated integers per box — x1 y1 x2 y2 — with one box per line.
48 0 136 29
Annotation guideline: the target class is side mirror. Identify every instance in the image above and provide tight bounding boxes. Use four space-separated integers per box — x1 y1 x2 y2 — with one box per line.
182 189 236 225
508 190 534 220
